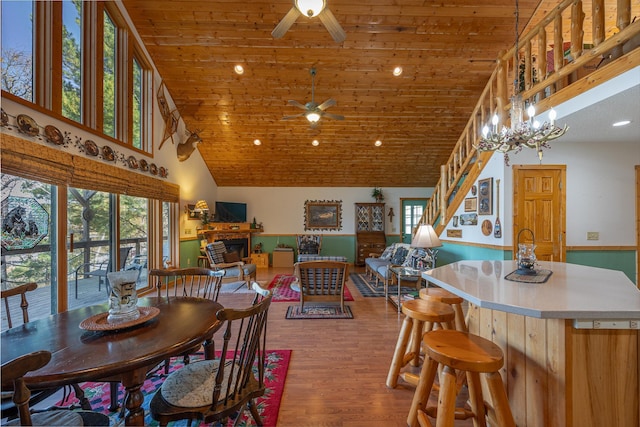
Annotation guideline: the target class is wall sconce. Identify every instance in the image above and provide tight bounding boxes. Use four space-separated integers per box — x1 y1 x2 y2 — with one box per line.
185 200 210 221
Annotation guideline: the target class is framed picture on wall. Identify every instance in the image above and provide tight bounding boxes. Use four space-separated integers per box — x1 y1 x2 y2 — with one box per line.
304 200 343 231
478 178 493 215
464 197 477 212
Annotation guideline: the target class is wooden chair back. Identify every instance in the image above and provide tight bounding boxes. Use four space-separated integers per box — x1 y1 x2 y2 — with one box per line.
1 350 51 425
149 283 273 425
294 261 349 312
1 282 38 329
149 267 225 301
296 234 322 254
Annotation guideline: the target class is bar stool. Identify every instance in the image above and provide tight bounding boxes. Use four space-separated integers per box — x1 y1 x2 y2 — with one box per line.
386 299 455 389
407 329 516 427
419 287 467 331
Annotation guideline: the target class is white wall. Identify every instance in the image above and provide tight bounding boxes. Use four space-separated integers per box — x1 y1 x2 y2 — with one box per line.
214 187 432 236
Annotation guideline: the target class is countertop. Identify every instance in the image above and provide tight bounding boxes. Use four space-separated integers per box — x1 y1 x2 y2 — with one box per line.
422 260 640 320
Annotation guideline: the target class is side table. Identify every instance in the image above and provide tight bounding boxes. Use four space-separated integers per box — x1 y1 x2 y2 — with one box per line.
387 266 424 313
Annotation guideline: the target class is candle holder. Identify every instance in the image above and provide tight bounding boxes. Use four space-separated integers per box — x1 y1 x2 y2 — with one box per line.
106 270 140 324
516 228 537 275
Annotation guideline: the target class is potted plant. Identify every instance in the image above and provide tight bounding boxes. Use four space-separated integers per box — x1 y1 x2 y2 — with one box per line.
371 187 384 202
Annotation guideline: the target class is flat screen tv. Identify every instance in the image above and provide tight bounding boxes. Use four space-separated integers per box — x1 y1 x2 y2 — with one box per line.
215 201 247 223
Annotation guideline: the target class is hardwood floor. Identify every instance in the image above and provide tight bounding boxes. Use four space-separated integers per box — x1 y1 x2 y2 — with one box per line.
215 266 474 427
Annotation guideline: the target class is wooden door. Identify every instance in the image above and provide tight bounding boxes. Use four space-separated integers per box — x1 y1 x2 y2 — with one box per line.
513 166 566 261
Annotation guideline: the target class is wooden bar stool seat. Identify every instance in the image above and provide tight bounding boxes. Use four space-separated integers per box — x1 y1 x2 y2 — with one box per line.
386 299 455 389
419 287 467 332
408 329 516 427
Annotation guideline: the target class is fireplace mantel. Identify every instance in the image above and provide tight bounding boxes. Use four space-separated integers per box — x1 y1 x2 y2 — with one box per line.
200 223 263 255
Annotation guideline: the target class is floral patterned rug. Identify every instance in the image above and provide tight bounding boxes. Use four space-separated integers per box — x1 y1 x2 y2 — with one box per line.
267 274 354 302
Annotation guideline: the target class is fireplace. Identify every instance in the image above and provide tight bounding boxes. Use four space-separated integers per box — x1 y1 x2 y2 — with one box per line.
221 238 249 258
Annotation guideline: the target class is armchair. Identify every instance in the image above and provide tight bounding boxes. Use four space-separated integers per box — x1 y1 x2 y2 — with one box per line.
73 246 132 298
204 241 257 288
296 234 324 262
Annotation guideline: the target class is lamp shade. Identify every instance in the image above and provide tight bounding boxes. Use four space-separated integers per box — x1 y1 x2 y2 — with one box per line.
411 224 441 248
194 200 209 212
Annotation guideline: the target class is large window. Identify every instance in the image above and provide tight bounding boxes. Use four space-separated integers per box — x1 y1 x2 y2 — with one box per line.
0 1 34 102
103 10 117 137
61 0 82 123
0 1 152 152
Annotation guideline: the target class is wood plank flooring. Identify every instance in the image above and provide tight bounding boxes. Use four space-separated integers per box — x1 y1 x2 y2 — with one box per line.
216 266 474 427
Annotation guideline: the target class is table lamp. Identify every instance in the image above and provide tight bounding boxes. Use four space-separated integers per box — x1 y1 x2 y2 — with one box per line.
411 224 441 270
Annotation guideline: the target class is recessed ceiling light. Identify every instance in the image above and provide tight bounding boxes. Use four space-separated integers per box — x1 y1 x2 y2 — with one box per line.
375 140 382 146
312 140 319 146
612 120 631 127
392 66 403 77
234 64 244 75
253 139 261 146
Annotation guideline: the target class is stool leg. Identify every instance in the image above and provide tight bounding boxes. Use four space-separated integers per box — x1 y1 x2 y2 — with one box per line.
407 357 439 427
409 319 424 367
465 371 487 427
435 365 458 427
386 315 413 388
484 371 516 427
452 304 467 332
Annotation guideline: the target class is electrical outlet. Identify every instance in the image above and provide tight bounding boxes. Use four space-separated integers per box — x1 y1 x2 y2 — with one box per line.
185 228 192 235
586 231 599 240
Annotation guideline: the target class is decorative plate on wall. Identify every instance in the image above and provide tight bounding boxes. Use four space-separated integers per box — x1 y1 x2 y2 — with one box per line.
102 145 116 162
84 140 99 156
44 125 64 145
16 114 39 136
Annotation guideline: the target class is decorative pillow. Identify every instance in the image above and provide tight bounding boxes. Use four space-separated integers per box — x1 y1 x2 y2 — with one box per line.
223 252 240 263
379 244 395 260
402 247 427 268
390 245 409 265
299 240 319 254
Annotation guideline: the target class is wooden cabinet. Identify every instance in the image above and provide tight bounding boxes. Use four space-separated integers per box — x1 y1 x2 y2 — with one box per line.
355 203 386 266
251 253 269 269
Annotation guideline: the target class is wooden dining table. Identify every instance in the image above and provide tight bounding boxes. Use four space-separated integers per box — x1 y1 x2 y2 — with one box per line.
1 296 223 426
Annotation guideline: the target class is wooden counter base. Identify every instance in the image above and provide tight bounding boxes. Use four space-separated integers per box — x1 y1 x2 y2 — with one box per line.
468 304 639 427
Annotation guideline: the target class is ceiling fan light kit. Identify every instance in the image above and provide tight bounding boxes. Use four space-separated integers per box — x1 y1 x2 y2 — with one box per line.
282 67 344 126
272 0 346 43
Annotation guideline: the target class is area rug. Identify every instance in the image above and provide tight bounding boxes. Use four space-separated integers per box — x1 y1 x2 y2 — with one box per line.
285 304 354 319
57 350 291 426
349 272 418 297
267 274 354 302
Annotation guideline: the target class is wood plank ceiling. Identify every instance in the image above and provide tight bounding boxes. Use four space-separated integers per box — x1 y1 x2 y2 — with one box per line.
122 0 545 187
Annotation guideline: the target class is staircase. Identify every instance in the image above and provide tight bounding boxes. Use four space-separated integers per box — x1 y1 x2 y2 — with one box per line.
421 0 640 236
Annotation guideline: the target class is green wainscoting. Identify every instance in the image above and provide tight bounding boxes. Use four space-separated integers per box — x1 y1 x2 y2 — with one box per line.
180 237 636 285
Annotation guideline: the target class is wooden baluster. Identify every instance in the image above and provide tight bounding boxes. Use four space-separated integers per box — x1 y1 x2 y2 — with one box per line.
537 27 547 99
553 14 563 91
592 0 605 46
571 0 585 60
524 40 532 91
617 0 631 31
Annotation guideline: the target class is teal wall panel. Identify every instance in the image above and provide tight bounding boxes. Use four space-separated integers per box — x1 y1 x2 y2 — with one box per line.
566 250 636 284
181 237 637 285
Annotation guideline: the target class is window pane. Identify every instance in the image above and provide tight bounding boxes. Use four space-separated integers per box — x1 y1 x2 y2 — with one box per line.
120 195 148 290
103 10 116 137
1 174 55 330
67 187 111 310
162 201 171 267
62 0 82 122
132 57 142 149
1 1 34 101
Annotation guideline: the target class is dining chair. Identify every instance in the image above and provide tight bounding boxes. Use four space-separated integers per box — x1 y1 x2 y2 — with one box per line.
149 282 272 427
294 260 349 312
1 350 110 426
0 283 91 418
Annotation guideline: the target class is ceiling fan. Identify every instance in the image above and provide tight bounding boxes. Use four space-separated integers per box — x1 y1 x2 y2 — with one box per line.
272 0 346 43
282 67 344 126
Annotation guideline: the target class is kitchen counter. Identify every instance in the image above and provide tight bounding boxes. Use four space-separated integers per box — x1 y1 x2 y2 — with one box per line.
421 260 639 427
422 260 640 321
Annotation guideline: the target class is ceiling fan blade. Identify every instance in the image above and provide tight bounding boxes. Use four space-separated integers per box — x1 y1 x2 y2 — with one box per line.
282 113 306 120
272 7 301 39
287 100 308 110
318 8 346 43
322 112 345 120
317 98 336 110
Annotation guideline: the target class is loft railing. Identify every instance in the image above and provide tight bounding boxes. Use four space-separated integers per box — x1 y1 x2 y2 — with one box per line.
422 0 640 235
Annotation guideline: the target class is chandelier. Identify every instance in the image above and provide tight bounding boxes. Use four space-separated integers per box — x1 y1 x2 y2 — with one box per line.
476 0 568 164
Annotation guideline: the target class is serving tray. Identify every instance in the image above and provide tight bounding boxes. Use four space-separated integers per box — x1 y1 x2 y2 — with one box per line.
79 306 160 331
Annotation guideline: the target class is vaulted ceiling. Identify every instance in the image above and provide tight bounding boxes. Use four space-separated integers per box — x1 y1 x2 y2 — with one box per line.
122 0 549 187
